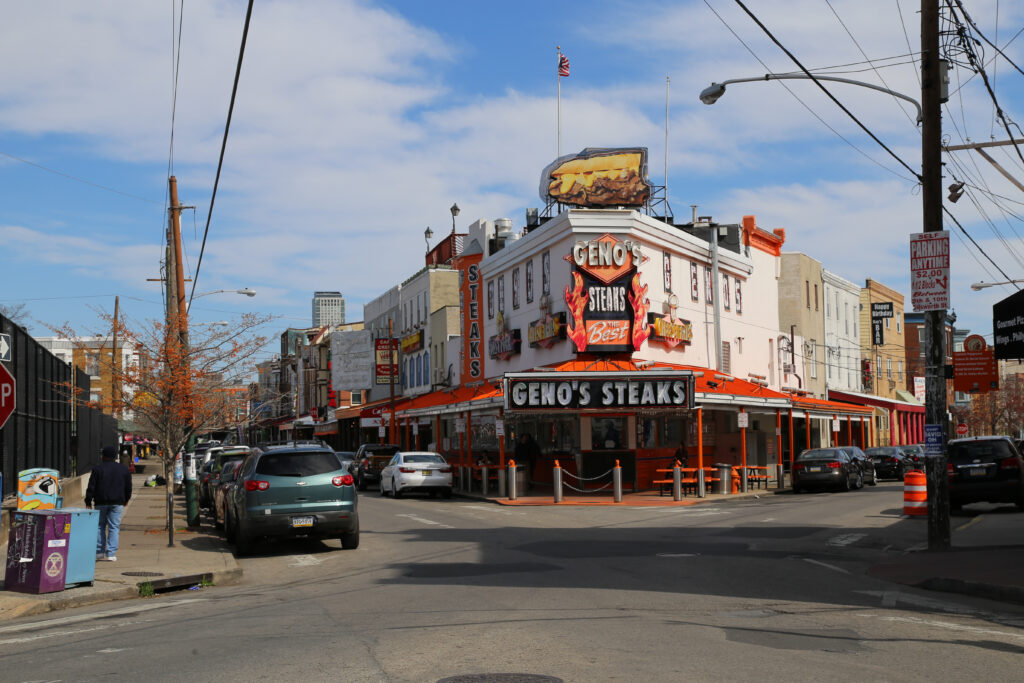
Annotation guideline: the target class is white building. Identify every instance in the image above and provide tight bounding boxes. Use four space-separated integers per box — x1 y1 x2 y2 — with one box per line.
822 269 861 393
312 291 346 327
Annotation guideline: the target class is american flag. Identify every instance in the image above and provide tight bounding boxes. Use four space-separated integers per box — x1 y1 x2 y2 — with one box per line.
558 53 570 77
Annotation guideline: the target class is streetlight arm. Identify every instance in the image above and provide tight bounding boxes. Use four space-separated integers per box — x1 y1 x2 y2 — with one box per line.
700 74 923 125
970 279 1024 290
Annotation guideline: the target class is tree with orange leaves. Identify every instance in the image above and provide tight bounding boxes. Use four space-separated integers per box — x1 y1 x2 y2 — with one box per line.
54 310 271 546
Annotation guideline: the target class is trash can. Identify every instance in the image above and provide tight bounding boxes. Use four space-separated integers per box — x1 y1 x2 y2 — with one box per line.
61 507 100 587
713 464 732 495
5 509 71 594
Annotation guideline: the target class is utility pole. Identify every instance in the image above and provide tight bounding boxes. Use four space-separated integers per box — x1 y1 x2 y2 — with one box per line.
922 0 951 550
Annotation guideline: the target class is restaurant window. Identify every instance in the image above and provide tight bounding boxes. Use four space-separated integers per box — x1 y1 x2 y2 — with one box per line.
514 414 579 454
663 417 686 449
808 341 817 379
690 261 699 302
805 281 810 309
735 279 742 314
498 275 505 313
887 358 892 379
639 418 658 448
526 260 534 303
898 360 903 381
722 274 730 311
542 251 551 295
487 280 494 319
512 268 520 309
470 415 498 454
591 417 626 450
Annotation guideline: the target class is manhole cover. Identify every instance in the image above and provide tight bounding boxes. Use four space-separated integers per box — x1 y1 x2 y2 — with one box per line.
438 676 563 683
122 571 165 577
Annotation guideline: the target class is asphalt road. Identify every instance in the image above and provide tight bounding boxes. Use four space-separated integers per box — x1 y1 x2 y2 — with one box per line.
3 481 1024 682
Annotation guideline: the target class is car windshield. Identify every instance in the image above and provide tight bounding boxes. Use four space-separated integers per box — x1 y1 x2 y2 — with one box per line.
865 447 898 456
256 451 342 477
949 440 1014 463
798 449 843 461
403 454 445 464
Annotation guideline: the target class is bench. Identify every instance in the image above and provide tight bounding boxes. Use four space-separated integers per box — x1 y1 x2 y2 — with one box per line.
741 466 770 490
654 469 703 496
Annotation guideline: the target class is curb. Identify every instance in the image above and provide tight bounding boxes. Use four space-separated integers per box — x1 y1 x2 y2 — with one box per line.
916 577 1024 606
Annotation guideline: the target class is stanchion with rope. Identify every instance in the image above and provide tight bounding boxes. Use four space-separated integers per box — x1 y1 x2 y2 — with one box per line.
613 460 623 503
672 460 682 501
903 470 927 517
553 460 563 503
507 458 517 501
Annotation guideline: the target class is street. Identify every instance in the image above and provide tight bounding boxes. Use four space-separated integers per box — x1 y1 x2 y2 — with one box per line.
2 482 1024 682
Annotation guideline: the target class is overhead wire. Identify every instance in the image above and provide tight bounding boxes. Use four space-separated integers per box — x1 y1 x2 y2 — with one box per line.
701 0 917 183
188 0 255 308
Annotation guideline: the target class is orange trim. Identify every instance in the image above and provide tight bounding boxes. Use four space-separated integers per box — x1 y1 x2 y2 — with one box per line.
742 214 784 257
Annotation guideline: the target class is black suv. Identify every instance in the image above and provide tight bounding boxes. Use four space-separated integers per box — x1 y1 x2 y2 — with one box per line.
947 436 1024 509
354 443 401 490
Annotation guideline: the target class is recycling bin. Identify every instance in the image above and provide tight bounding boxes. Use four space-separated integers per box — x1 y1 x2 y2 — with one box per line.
61 507 100 587
17 468 61 510
5 509 71 594
713 464 733 495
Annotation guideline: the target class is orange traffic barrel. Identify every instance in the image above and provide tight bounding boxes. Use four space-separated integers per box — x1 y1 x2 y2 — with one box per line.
903 470 927 517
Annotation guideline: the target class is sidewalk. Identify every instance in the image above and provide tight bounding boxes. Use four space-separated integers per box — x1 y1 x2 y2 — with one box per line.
0 473 241 621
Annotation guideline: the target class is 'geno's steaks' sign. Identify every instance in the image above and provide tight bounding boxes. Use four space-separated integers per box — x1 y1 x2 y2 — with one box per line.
504 374 693 410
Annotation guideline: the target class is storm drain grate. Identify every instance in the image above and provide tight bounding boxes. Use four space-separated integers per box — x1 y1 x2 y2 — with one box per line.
122 571 165 577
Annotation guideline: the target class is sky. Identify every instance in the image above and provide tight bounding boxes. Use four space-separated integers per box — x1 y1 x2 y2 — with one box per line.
2 0 1024 371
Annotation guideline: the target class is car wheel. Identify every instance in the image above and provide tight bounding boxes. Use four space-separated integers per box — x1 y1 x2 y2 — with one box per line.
854 471 864 489
392 478 402 499
340 521 360 550
379 478 388 496
235 529 253 557
868 468 878 486
225 514 236 543
214 510 224 530
842 474 852 492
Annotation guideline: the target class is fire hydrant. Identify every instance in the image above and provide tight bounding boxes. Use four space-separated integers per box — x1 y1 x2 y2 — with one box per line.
731 466 741 494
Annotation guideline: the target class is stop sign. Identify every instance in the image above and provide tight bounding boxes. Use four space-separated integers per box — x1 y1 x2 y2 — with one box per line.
956 423 968 436
0 363 14 430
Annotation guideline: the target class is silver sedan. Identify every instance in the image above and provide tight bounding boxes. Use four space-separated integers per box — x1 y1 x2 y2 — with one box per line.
380 452 453 499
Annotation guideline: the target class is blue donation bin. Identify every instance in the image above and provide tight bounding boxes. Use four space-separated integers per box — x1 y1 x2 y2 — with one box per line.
61 507 100 587
5 510 71 594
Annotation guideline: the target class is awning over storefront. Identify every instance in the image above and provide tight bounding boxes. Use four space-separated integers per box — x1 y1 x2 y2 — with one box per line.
314 419 338 436
280 414 315 431
828 388 925 413
894 389 923 406
398 383 503 418
787 394 874 420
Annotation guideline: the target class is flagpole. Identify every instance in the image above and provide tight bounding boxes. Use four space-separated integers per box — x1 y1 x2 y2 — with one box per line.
557 46 562 159
665 76 670 205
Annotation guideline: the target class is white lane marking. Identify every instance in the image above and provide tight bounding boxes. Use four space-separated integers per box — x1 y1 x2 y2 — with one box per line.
0 626 105 646
956 516 984 531
828 533 867 547
859 613 1024 641
857 590 979 615
459 504 522 516
803 558 850 574
97 648 126 653
761 517 776 522
397 513 455 529
0 599 205 634
288 554 323 567
656 553 699 558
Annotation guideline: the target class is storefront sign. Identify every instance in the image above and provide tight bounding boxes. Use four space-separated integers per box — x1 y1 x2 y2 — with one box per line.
504 375 693 411
528 311 566 348
412 422 419 435
401 329 424 354
993 288 1024 360
488 312 522 360
871 320 884 346
375 338 399 385
564 234 650 354
871 302 894 319
495 419 504 436
457 255 485 381
540 147 651 208
913 376 925 402
737 412 749 429
455 417 466 434
646 312 692 350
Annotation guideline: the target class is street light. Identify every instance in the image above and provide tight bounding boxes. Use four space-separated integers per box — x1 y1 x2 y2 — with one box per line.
699 74 923 124
971 280 1024 290
450 203 460 233
187 288 256 311
424 226 433 252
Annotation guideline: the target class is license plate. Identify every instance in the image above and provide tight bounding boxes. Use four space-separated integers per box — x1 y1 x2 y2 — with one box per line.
969 467 987 478
291 516 314 528
808 466 822 473
422 470 433 476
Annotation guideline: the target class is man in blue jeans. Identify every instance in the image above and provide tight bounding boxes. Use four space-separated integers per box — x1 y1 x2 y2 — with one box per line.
85 445 132 562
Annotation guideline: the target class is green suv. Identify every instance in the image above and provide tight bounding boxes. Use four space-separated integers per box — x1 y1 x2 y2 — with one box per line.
225 445 359 555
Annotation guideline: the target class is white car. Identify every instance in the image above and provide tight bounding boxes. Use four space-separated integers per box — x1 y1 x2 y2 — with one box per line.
379 452 453 499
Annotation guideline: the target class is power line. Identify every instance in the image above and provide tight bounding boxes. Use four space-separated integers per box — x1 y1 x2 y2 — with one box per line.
0 150 162 205
731 0 923 181
188 0 254 308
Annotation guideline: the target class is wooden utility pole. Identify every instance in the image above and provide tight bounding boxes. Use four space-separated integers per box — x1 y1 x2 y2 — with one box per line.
111 295 119 419
921 0 951 550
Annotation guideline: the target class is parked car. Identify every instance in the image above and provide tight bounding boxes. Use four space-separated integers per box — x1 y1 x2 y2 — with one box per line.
354 443 401 490
379 451 453 498
947 436 1024 510
843 446 877 486
335 451 356 473
865 446 912 481
224 444 359 555
900 444 926 469
198 460 217 509
212 460 244 530
199 446 251 512
792 447 863 492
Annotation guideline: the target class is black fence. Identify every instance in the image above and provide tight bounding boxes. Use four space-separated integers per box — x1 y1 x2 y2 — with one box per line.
74 367 117 478
0 314 73 499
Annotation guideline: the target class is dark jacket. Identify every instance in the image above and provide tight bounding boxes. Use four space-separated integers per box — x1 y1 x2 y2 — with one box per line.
85 459 132 506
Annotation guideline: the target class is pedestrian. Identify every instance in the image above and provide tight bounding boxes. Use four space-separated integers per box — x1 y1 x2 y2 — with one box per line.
85 445 132 562
674 441 689 468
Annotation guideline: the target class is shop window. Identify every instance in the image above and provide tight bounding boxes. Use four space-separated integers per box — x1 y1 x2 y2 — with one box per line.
814 284 819 311
690 262 699 302
512 268 520 309
722 274 730 311
639 418 657 448
513 414 579 454
808 341 816 379
704 266 713 304
470 415 498 453
542 251 551 295
735 279 742 314
805 281 810 309
498 275 505 313
887 358 892 379
526 260 534 303
663 418 685 450
591 417 626 450
487 280 494 320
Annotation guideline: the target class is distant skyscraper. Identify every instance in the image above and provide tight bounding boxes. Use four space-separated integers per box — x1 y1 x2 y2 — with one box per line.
312 291 345 327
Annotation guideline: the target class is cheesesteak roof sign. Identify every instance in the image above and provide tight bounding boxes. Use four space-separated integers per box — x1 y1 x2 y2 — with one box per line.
503 372 694 411
540 147 651 208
